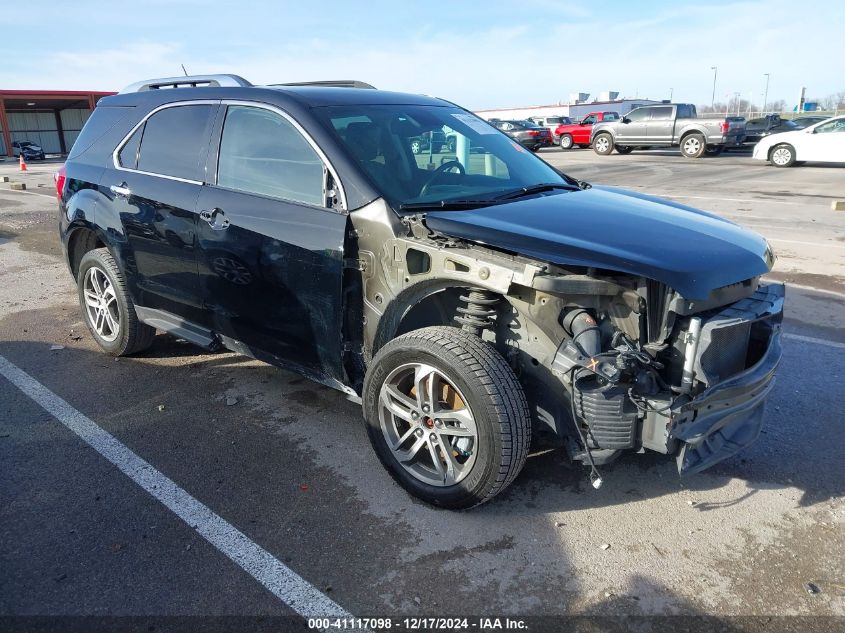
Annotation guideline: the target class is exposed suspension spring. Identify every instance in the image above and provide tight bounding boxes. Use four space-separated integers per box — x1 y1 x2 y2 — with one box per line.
455 288 500 335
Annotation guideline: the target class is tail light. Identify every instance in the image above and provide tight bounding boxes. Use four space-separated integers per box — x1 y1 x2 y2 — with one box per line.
527 130 540 136
719 121 729 134
54 164 66 202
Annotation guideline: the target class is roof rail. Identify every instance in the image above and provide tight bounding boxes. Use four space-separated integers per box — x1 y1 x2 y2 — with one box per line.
119 74 253 94
272 80 377 90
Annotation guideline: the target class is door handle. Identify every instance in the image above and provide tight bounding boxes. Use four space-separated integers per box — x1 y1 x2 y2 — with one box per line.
110 183 131 197
200 208 229 231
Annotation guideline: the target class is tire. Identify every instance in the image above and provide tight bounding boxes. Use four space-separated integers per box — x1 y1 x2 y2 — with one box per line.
411 140 421 155
681 133 706 158
363 326 530 509
593 133 613 155
770 144 796 167
615 145 633 154
77 247 156 356
577 144 590 149
704 145 724 156
559 134 574 150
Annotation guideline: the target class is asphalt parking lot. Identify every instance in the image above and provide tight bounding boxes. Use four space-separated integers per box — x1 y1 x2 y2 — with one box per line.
1 151 843 627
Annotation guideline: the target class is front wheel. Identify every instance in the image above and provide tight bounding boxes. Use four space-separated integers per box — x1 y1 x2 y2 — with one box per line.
593 133 614 155
363 326 530 509
559 134 574 150
410 140 421 155
681 133 706 158
77 248 155 356
770 144 796 167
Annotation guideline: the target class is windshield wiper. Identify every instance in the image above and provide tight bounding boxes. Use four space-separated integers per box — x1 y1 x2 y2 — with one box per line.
493 182 581 200
398 199 507 211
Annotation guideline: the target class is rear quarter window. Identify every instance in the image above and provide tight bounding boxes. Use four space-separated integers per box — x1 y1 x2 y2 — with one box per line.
67 106 134 160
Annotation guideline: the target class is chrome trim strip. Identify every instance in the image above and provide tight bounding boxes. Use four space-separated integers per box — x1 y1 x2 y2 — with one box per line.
220 99 348 211
111 100 219 186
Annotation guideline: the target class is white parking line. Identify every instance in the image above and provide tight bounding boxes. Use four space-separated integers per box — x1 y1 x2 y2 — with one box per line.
783 333 845 351
0 354 354 622
1 186 55 198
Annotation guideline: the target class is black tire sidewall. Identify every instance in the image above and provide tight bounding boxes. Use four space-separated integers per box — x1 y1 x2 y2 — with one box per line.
363 341 503 508
77 250 131 355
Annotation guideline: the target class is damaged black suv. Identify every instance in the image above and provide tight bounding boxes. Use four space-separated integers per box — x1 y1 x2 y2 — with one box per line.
58 74 783 508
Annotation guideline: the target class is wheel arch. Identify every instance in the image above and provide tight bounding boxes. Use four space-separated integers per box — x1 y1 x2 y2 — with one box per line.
66 223 110 279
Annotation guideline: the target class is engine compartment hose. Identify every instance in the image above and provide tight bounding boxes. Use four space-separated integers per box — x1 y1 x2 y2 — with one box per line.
562 309 602 358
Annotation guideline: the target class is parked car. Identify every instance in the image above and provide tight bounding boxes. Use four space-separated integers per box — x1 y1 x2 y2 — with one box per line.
528 115 572 143
591 104 746 157
410 129 447 154
743 115 799 145
58 74 783 509
753 115 845 167
12 140 46 160
555 111 620 149
491 119 552 151
790 115 829 130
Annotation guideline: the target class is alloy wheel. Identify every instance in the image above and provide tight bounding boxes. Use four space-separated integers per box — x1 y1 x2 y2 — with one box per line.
772 147 792 166
83 267 120 342
378 362 478 487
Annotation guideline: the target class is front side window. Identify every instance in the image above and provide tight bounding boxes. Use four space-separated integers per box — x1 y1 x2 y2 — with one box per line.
814 118 845 133
317 104 571 209
217 105 324 207
582 115 596 125
625 108 650 122
136 105 213 180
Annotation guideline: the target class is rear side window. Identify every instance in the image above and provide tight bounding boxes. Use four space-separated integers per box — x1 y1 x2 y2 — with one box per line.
649 106 673 120
216 105 324 207
677 104 693 119
136 105 213 181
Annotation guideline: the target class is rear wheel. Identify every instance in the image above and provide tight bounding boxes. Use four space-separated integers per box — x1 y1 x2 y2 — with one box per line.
681 133 706 158
363 326 530 509
77 248 155 356
770 144 796 167
615 145 633 154
410 140 421 155
593 133 613 155
559 134 574 150
704 145 724 156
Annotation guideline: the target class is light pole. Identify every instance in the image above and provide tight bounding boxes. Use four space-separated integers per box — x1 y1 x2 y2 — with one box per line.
710 66 718 109
669 87 674 101
762 73 770 114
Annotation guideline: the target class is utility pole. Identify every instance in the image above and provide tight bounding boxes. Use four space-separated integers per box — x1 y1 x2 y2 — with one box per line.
762 73 770 114
669 87 674 101
711 66 718 109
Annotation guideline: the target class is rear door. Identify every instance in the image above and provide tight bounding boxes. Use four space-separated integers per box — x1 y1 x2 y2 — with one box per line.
194 102 348 381
645 105 675 144
101 101 217 325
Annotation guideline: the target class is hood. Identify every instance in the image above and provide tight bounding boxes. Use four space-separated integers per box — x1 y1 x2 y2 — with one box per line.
425 186 773 299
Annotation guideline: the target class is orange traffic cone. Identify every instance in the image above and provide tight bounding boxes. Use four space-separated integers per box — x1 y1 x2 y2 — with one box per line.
19 154 27 172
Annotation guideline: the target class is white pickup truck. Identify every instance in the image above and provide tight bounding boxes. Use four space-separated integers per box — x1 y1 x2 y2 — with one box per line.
591 103 746 158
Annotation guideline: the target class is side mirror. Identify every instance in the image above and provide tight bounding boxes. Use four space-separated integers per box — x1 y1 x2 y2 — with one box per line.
622 118 631 124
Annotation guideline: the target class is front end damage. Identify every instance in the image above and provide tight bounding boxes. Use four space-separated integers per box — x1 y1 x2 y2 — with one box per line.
348 199 784 483
551 282 783 476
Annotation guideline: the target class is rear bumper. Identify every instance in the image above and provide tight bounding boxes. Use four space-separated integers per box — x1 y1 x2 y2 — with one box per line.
671 283 784 474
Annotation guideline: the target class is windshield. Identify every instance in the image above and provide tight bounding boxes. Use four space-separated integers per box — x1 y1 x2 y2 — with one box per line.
317 104 570 210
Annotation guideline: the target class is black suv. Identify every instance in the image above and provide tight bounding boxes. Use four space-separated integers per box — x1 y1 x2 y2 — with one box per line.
59 74 783 509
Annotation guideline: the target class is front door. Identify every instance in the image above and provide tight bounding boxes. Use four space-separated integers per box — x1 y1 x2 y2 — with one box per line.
195 103 347 380
616 107 650 144
800 118 845 162
102 102 217 325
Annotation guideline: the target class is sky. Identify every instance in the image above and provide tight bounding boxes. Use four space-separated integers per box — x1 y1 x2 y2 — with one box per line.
2 0 842 111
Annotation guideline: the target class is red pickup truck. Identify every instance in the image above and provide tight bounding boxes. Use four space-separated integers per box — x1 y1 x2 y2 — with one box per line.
555 111 620 149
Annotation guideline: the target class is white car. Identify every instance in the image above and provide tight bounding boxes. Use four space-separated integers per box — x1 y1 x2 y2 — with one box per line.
753 115 845 167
